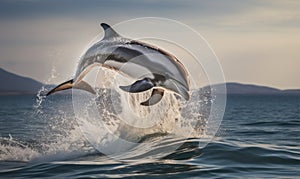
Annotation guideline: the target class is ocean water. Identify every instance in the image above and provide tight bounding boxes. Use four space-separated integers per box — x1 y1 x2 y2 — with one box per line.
0 94 299 178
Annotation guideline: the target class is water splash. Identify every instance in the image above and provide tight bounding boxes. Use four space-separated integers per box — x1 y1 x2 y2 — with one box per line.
72 68 212 159
0 113 95 163
0 136 39 162
34 64 59 114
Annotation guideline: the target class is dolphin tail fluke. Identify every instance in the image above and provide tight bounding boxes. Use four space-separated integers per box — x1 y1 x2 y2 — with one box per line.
141 89 164 106
119 78 154 93
46 79 95 96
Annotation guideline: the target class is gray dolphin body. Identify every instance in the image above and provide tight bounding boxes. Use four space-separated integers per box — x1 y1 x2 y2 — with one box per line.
47 23 190 106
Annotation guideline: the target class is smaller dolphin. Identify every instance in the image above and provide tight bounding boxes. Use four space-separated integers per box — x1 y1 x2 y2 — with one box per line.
47 23 190 106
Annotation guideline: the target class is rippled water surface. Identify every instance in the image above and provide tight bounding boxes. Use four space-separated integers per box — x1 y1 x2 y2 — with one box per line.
0 94 299 178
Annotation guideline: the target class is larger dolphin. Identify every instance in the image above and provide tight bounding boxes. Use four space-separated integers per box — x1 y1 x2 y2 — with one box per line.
46 23 190 106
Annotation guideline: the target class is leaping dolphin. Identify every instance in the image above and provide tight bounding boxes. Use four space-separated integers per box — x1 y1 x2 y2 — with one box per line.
46 23 190 106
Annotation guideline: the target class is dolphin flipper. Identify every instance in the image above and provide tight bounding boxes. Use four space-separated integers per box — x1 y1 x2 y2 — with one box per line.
46 79 95 96
119 78 153 93
141 89 164 106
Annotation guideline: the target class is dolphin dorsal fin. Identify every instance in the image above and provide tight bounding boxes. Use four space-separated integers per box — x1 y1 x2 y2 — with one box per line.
100 23 120 39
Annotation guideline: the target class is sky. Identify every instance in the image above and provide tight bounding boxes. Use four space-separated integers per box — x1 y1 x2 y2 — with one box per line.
0 0 299 89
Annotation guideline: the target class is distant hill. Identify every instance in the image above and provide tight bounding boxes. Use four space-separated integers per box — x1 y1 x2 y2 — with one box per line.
0 67 299 95
0 68 44 95
212 82 300 95
225 82 280 94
